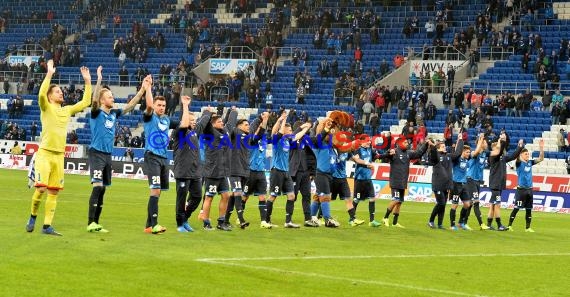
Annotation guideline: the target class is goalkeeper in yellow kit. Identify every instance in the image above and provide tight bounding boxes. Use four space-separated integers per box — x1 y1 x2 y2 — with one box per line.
25 60 92 236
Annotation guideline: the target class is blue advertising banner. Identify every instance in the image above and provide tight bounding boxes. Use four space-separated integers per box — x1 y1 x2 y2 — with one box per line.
479 188 570 213
209 59 257 74
112 147 174 165
8 55 40 66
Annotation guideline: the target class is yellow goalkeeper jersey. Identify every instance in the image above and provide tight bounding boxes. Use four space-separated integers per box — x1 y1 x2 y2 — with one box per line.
38 76 92 153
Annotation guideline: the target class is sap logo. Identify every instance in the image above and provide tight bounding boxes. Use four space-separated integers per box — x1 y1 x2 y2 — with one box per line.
409 185 432 197
533 194 564 209
9 57 25 63
210 61 229 71
237 61 253 70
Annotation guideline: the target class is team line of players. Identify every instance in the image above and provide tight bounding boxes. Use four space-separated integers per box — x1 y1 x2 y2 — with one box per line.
24 63 545 235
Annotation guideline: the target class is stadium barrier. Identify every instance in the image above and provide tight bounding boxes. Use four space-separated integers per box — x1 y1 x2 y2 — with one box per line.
1 154 568 214
0 140 84 158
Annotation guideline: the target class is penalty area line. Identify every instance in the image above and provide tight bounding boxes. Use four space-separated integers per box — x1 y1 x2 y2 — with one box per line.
198 259 487 297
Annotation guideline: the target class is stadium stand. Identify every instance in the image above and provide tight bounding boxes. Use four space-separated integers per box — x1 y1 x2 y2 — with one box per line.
0 0 568 172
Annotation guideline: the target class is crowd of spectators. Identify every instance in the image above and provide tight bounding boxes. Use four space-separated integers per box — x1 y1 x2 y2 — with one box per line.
4 95 25 119
113 22 150 65
0 121 27 141
113 125 143 148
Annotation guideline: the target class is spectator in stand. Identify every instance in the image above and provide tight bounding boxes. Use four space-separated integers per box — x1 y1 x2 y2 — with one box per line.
292 47 300 66
10 141 22 155
114 14 121 29
552 102 563 125
393 53 405 68
3 77 9 94
552 89 564 105
445 109 456 127
118 66 129 86
468 49 479 77
299 48 307 69
431 71 442 93
118 51 126 67
530 97 543 111
481 92 493 115
318 59 330 77
362 100 374 124
13 95 23 118
446 65 455 90
30 121 38 141
295 83 305 105
454 88 464 109
354 46 363 65
409 72 419 87
369 113 379 136
440 87 451 110
425 19 435 39
542 90 553 111
426 101 437 120
67 130 78 144
379 59 390 77
374 91 385 117
0 16 6 33
396 96 407 120
443 124 453 150
124 148 134 162
130 135 142 148
558 129 566 152
566 155 570 174
482 114 494 129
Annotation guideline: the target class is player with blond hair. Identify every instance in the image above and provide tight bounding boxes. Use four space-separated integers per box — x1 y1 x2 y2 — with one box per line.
86 67 149 233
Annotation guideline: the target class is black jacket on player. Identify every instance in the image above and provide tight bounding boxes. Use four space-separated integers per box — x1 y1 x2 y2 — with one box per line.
429 141 461 192
203 110 237 178
230 116 266 178
488 140 523 190
172 110 212 179
379 143 428 190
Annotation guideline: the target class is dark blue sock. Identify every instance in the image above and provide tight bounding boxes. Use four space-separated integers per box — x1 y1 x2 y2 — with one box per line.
321 201 331 220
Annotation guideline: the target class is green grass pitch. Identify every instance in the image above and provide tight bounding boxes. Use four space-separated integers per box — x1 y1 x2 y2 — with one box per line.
1 168 569 297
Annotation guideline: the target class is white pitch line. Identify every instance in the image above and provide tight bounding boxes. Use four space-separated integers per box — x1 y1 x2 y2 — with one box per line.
199 259 488 297
195 252 570 262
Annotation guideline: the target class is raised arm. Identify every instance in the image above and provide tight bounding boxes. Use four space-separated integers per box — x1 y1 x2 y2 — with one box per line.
408 141 429 160
272 112 287 136
490 135 507 157
224 106 238 132
471 133 485 157
91 66 103 113
38 60 56 111
124 75 150 115
449 138 464 161
429 143 439 165
195 107 214 135
250 112 269 145
178 95 192 128
144 76 154 115
308 118 336 147
535 139 544 164
506 139 524 162
293 122 312 141
69 66 93 115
